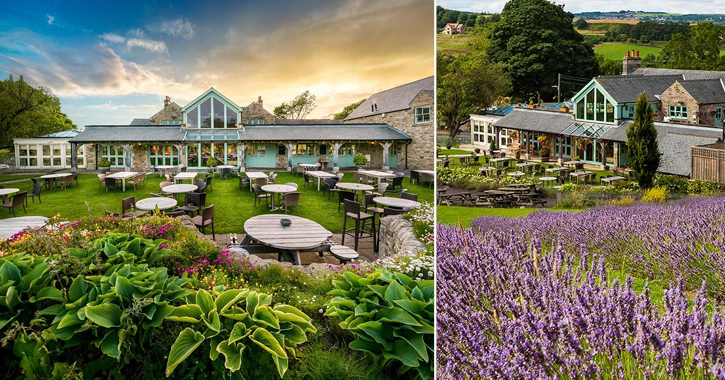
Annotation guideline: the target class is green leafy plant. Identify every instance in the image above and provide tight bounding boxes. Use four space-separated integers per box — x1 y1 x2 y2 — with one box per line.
352 153 368 166
206 157 219 167
98 158 112 168
539 147 551 157
324 270 434 380
165 287 316 378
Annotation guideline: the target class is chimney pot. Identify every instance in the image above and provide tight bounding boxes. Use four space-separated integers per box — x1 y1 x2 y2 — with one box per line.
257 96 263 106
626 51 631 57
164 96 171 107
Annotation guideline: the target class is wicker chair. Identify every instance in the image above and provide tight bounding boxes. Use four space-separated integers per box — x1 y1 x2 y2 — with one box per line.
192 205 215 240
282 192 301 215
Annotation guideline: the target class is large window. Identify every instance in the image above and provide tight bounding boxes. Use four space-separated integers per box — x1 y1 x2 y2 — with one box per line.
101 144 125 167
248 144 266 156
294 144 316 155
148 145 179 166
415 106 431 123
17 145 37 167
184 92 240 129
42 145 62 167
669 105 688 119
340 144 356 155
65 145 85 167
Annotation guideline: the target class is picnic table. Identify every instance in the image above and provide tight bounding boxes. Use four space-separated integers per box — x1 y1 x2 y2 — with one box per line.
174 172 199 184
546 167 568 173
373 196 420 211
261 184 297 211
106 172 138 192
245 172 269 191
601 176 627 185
570 171 595 184
358 170 396 184
306 171 337 191
539 176 558 186
490 157 513 168
498 187 531 193
135 197 177 211
480 166 496 176
243 214 332 265
437 191 476 206
0 216 48 239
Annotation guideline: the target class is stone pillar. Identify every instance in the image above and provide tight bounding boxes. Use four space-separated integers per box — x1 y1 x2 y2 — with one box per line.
613 142 620 168
13 143 19 169
239 144 246 172
70 142 78 171
174 144 185 167
332 142 342 172
122 144 133 171
286 142 295 172
598 140 609 170
381 142 393 171
525 132 531 160
556 136 564 165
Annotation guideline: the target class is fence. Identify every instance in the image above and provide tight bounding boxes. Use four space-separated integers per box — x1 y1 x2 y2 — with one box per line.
691 145 725 184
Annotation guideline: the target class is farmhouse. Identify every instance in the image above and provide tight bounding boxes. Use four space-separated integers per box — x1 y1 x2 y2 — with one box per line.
12 87 420 172
441 23 466 35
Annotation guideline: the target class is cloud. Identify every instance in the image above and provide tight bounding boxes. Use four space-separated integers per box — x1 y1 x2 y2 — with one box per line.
46 15 54 25
437 0 716 14
100 33 167 53
154 18 195 40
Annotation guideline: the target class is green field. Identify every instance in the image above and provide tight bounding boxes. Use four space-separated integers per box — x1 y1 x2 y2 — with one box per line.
436 206 541 227
594 42 666 60
437 34 474 54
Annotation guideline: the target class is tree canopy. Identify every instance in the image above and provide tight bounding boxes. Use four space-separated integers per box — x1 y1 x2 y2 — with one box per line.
437 51 510 139
0 75 75 147
273 91 317 119
488 0 598 101
659 22 724 70
332 99 366 120
626 92 661 189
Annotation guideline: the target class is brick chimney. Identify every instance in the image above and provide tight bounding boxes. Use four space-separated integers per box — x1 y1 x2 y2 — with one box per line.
257 96 263 106
622 50 642 75
164 96 171 108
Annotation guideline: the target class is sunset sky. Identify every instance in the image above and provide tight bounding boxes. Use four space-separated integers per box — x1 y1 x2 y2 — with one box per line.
0 0 434 128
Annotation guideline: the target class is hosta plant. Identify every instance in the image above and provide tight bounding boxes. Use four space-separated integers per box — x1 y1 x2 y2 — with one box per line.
165 287 316 379
324 270 434 379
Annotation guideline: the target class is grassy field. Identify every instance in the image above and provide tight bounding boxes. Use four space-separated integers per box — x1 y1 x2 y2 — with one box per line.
437 206 541 227
0 174 40 183
594 42 666 60
0 172 434 235
438 148 473 155
437 34 474 55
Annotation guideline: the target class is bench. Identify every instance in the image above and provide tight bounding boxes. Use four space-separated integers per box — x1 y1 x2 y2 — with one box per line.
329 245 359 263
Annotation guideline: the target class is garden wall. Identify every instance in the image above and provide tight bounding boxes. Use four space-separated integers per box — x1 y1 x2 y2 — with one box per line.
378 215 427 258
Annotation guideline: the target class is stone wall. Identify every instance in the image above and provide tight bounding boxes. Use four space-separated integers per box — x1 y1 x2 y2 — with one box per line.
150 101 182 125
344 91 434 170
377 215 426 258
660 82 725 126
242 99 275 124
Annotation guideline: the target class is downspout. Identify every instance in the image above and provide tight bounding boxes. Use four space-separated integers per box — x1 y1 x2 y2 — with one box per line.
405 141 410 170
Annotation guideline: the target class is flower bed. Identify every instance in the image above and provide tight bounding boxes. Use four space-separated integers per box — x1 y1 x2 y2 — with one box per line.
437 197 725 378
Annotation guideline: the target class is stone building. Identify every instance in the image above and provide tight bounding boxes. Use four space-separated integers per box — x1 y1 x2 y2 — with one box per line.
242 97 275 125
659 80 725 127
344 77 434 170
441 23 466 35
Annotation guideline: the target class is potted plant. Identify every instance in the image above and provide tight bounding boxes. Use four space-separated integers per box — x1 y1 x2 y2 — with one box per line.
206 157 218 168
474 148 481 154
352 153 368 168
527 99 535 109
539 147 551 162
575 138 591 155
98 158 111 172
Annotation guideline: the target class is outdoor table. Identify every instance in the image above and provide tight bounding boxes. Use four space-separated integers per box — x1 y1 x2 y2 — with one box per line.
498 187 530 193
508 171 526 179
155 165 176 177
0 188 20 197
245 172 269 191
106 171 138 192
412 169 435 176
0 216 48 239
261 184 297 211
563 160 581 168
539 176 558 186
40 173 72 189
135 197 178 211
490 157 513 168
163 184 198 200
570 171 594 184
358 170 396 184
336 182 374 205
602 176 627 185
546 167 568 173
217 165 235 179
174 172 199 184
516 162 538 170
373 196 420 211
483 190 515 205
244 214 332 265
306 171 337 191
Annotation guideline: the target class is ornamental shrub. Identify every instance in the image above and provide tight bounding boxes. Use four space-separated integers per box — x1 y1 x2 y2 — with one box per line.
352 153 368 166
641 186 667 202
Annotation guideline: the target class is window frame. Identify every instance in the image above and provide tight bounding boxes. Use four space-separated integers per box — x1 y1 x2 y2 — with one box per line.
415 105 431 124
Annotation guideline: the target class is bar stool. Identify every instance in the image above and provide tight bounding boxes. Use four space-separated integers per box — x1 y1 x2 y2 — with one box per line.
342 199 375 251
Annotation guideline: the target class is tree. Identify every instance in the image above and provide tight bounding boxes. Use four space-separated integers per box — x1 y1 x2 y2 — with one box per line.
660 23 723 70
0 75 75 147
273 90 317 119
574 18 588 30
488 0 598 100
332 99 366 120
626 92 661 189
596 54 622 75
437 51 510 139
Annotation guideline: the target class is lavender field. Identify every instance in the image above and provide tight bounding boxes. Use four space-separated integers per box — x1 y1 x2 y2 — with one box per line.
437 197 725 379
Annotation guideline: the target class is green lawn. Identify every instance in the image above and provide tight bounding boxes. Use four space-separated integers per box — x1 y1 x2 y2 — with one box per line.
594 42 666 60
438 148 473 155
437 206 541 227
437 34 474 55
0 172 433 234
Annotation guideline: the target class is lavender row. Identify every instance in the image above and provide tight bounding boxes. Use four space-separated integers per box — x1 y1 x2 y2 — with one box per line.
437 224 725 379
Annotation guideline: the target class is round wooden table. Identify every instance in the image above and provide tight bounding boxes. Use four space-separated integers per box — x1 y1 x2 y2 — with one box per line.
372 197 420 211
0 188 20 197
40 173 72 179
261 184 297 211
336 182 374 205
163 184 198 200
244 215 331 265
135 197 178 211
0 216 49 239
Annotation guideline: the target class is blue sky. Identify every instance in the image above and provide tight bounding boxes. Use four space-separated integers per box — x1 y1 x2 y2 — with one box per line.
0 0 434 128
439 0 724 14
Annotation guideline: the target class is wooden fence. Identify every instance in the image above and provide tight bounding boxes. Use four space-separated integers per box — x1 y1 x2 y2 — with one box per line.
691 146 725 183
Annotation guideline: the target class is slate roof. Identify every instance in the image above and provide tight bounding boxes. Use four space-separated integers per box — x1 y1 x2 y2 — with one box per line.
130 118 152 125
676 79 725 104
275 119 344 125
70 126 185 143
493 108 573 134
631 68 725 80
238 124 412 142
39 130 80 138
345 77 434 120
595 75 681 103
